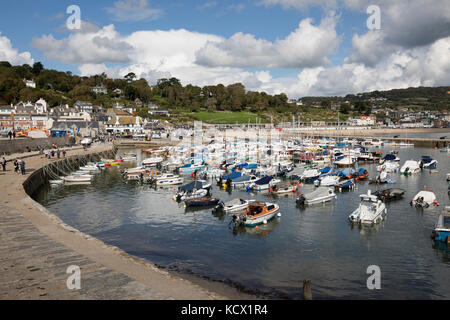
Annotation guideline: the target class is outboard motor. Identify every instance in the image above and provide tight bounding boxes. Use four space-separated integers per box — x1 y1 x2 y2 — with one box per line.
212 201 224 213
296 194 306 206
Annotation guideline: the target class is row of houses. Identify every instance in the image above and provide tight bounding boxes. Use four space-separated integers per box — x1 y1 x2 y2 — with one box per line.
0 98 165 136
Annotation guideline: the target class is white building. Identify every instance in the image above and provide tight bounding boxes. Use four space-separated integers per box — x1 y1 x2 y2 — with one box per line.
24 79 36 88
92 86 107 94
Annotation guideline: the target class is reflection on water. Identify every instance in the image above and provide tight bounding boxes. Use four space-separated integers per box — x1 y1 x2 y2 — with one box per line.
33 146 450 299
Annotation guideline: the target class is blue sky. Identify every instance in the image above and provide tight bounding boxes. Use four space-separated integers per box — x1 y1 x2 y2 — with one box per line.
0 0 449 98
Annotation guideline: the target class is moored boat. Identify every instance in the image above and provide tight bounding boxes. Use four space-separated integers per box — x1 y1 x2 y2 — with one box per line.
349 190 387 225
185 198 220 208
431 206 450 243
213 198 255 213
231 202 280 227
410 191 439 208
296 187 337 205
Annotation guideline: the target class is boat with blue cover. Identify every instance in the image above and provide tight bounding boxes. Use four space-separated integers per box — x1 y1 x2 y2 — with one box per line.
420 156 438 169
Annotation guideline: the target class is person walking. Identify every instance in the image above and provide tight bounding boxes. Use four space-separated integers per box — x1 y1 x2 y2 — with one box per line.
12 131 16 139
20 159 25 175
62 149 66 157
51 150 55 158
1 157 6 171
13 159 19 173
57 149 61 159
8 131 12 140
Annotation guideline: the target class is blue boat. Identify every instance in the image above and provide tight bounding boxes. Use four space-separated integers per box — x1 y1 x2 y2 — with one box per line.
432 206 450 243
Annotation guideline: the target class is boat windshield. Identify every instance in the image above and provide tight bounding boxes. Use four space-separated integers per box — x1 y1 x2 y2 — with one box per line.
248 205 264 216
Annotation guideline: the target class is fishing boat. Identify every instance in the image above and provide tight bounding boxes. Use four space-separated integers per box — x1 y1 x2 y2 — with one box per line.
155 173 183 186
212 198 255 213
374 188 405 202
400 160 421 174
349 190 387 225
231 202 280 227
296 187 337 205
185 198 220 208
250 176 281 191
431 206 450 243
216 171 242 184
410 191 438 208
420 156 438 169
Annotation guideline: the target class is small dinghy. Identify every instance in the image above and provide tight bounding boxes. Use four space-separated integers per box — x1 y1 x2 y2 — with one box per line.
185 198 220 208
63 175 93 182
231 202 280 227
374 188 405 202
349 190 387 225
296 187 337 205
174 180 211 202
212 198 255 213
410 191 439 208
431 206 450 243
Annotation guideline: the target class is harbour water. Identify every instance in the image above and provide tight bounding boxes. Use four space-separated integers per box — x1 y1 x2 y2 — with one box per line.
33 146 450 299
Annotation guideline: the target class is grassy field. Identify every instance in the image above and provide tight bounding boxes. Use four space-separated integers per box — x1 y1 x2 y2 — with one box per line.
187 111 268 124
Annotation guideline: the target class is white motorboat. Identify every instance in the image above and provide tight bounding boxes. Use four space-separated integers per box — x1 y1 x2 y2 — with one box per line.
296 187 337 205
49 179 64 185
320 175 340 187
410 191 438 208
400 160 421 174
213 198 255 213
155 173 183 186
349 190 387 225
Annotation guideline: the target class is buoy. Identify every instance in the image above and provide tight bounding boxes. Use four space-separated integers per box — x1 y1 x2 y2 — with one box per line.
433 200 438 206
255 226 259 229
277 212 281 217
263 220 267 224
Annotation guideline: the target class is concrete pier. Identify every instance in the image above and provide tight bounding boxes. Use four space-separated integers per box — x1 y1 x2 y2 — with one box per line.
0 144 225 300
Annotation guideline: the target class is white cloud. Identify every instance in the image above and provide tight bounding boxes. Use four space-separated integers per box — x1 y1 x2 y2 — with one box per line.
79 63 109 76
105 0 162 22
195 13 340 68
32 24 133 64
0 33 34 66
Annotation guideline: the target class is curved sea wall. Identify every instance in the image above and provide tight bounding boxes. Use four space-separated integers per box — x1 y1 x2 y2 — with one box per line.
1 146 224 300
